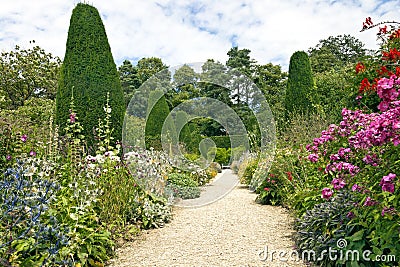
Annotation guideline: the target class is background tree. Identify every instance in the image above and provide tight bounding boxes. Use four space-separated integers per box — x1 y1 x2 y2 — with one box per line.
136 57 168 84
118 60 141 107
226 46 256 105
0 42 61 109
56 3 125 150
308 34 367 73
123 57 169 118
284 51 314 118
197 60 232 136
166 64 200 109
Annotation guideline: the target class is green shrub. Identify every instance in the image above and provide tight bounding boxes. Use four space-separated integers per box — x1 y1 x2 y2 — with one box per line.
189 169 212 186
294 190 362 266
238 156 258 185
166 173 200 199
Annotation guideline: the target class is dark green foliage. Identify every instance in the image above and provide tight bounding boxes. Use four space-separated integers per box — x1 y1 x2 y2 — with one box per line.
166 64 200 109
118 60 141 107
284 51 314 118
145 90 176 150
308 35 367 73
56 3 125 150
294 190 363 266
200 59 232 105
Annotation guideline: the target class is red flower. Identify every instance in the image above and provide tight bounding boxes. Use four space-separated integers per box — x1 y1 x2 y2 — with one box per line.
286 171 293 181
377 66 393 76
396 67 400 76
359 78 371 93
355 62 365 74
379 25 387 34
390 29 400 40
382 48 400 61
264 187 270 191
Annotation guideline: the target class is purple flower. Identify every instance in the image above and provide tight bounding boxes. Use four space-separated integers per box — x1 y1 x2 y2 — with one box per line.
346 211 355 219
380 173 396 193
363 197 377 207
331 178 346 190
330 154 340 161
321 187 333 200
381 173 396 183
69 112 76 123
21 134 27 143
308 153 319 163
29 150 36 157
6 155 12 161
351 184 361 192
381 183 395 193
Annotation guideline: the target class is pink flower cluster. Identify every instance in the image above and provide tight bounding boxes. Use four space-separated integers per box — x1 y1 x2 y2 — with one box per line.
364 196 378 207
307 153 319 163
321 187 333 200
325 162 360 176
331 178 346 190
330 147 352 161
376 75 400 112
380 173 396 193
362 153 380 166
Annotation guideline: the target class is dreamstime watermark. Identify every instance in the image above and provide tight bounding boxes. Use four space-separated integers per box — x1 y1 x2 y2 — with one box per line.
258 239 396 263
122 62 276 208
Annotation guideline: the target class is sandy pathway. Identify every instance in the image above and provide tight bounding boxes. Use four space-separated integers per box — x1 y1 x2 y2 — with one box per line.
107 170 306 267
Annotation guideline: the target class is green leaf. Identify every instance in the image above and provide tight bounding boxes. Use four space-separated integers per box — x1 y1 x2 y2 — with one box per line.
349 229 365 241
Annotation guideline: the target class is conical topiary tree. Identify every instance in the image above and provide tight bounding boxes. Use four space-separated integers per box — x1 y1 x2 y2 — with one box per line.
284 51 314 118
145 90 177 150
56 3 125 150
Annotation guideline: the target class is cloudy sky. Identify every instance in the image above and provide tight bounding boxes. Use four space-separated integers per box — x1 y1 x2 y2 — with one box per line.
1 0 399 71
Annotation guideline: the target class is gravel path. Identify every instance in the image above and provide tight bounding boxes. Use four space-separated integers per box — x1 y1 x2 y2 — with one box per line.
107 170 306 267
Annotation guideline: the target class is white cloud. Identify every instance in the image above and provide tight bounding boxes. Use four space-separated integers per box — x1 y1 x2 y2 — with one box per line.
0 0 399 71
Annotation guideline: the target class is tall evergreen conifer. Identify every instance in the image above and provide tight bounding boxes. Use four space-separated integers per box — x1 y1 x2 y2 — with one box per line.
284 51 314 117
56 3 125 150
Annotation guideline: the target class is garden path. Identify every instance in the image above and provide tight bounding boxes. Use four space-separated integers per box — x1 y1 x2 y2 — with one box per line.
107 170 306 267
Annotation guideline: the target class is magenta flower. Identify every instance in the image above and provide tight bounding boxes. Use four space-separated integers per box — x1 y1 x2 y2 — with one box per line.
308 153 319 163
351 184 362 192
69 112 76 123
321 187 333 200
29 150 36 157
330 154 340 161
346 211 355 219
381 173 396 183
6 155 12 161
381 183 395 193
363 197 377 206
21 134 27 143
380 173 396 193
331 178 346 190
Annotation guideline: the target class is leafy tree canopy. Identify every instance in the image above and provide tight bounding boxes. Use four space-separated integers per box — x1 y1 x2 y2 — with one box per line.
0 42 61 109
308 34 367 73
